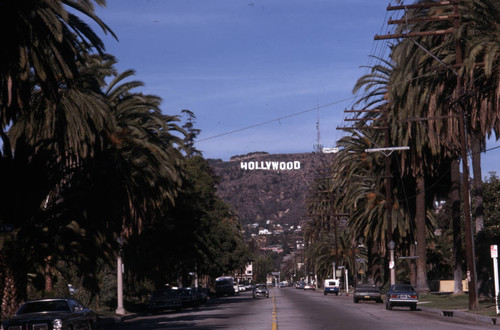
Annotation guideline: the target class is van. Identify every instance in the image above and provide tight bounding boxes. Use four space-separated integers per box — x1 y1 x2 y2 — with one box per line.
215 276 236 297
323 279 340 295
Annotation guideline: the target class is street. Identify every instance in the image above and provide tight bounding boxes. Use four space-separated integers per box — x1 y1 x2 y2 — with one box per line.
101 287 496 330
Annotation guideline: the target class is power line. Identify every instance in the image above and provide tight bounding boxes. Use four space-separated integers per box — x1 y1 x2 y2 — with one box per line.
196 97 356 143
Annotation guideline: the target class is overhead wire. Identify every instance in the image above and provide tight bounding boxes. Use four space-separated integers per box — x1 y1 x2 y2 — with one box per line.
198 1 398 146
197 0 500 167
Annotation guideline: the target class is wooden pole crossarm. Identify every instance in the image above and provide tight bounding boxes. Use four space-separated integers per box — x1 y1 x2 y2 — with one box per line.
336 126 356 130
344 118 384 122
387 1 458 11
388 14 459 25
375 28 454 40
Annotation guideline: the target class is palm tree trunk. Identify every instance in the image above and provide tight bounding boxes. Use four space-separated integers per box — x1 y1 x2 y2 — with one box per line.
415 175 430 293
1 266 24 319
368 241 382 286
471 132 484 234
0 254 4 319
45 266 53 292
410 243 417 287
451 159 463 294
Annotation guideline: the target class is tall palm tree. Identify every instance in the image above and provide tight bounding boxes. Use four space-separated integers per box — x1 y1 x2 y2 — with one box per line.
461 0 500 234
0 0 115 121
0 53 118 315
384 1 467 292
100 69 186 239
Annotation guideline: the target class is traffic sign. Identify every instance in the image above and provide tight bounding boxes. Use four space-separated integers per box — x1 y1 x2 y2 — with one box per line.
492 245 498 259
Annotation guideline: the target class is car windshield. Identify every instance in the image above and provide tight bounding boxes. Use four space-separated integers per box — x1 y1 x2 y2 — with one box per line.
356 285 379 292
392 285 414 292
152 290 177 298
18 300 70 314
256 285 267 289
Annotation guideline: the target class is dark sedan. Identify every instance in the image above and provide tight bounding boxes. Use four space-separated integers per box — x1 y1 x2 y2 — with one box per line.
385 284 419 311
353 284 383 303
147 289 182 313
1 297 96 330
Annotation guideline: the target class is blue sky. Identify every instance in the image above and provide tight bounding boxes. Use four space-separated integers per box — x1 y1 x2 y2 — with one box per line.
93 0 499 176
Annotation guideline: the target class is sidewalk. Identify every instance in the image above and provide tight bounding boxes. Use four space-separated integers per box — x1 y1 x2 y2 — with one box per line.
339 290 500 326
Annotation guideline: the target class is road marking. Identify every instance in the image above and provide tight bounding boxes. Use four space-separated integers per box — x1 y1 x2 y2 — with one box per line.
272 290 278 330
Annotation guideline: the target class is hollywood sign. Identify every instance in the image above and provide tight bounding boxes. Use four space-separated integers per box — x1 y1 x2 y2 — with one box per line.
240 161 301 171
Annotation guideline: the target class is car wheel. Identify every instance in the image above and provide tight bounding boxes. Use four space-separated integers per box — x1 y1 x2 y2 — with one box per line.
335 292 338 296
87 321 93 330
324 292 327 296
266 294 269 298
376 299 383 303
253 295 256 299
410 304 417 311
353 298 358 303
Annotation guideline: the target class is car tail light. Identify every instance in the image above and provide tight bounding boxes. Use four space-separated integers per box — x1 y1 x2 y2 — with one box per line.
390 294 398 298
410 295 417 299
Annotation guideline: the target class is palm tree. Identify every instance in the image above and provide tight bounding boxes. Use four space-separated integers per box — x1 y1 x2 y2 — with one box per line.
104 69 186 229
383 1 468 292
307 229 358 284
461 0 500 234
386 0 500 297
0 53 119 315
0 0 115 120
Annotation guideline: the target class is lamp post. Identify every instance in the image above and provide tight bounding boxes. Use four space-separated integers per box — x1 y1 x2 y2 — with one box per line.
116 238 125 316
389 240 396 285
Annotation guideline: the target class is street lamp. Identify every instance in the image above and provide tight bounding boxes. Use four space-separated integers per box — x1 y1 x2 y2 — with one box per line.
116 237 125 316
389 240 396 285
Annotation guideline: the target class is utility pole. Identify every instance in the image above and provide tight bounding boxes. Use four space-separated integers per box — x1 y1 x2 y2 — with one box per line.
374 0 478 310
339 109 408 286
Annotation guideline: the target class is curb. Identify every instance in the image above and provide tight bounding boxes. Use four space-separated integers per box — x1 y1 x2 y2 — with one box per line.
419 306 498 326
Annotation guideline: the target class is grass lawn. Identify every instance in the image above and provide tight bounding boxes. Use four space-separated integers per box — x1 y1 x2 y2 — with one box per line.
418 293 499 316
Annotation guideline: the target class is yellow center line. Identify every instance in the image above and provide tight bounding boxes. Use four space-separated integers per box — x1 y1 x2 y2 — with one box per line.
272 290 278 330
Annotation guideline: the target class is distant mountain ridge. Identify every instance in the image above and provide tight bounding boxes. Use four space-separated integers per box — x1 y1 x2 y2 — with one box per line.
208 152 335 227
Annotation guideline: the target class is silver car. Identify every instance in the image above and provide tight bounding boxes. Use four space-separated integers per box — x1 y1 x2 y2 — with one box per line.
253 284 269 299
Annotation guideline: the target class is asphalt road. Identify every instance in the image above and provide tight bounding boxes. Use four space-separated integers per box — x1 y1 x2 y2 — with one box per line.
98 287 497 330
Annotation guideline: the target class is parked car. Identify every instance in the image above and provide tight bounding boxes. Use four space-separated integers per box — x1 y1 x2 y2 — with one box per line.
304 283 316 290
385 284 418 311
191 287 209 305
353 284 382 303
323 279 340 296
147 288 182 313
295 281 306 289
253 284 270 298
1 297 97 330
178 287 198 307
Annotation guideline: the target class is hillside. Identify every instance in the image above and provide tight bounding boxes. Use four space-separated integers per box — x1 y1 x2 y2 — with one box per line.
208 152 336 227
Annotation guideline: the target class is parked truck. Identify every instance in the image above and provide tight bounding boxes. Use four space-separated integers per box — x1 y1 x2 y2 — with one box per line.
323 279 340 295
